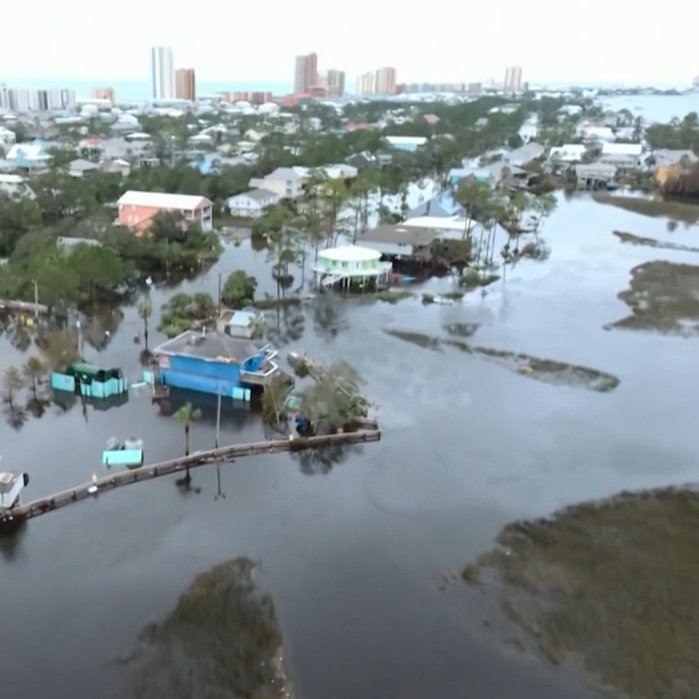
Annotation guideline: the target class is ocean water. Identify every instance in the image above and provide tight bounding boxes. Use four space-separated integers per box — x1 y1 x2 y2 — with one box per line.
1 78 292 101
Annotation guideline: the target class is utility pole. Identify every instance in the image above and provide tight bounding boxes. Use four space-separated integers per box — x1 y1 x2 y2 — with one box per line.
215 389 225 500
217 272 222 315
215 390 222 449
32 280 38 318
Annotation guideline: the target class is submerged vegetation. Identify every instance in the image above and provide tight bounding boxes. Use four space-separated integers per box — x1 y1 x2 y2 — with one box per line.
611 260 699 335
120 558 289 699
385 329 619 392
592 192 699 223
462 488 699 699
613 230 699 254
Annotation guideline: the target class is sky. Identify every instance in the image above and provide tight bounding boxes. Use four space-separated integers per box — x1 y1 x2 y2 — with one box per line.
1 0 697 87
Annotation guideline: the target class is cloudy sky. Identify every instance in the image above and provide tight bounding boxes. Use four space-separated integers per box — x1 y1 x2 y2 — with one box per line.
2 0 696 86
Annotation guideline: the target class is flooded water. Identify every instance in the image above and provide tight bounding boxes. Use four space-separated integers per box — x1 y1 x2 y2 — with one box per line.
599 93 699 122
2 189 699 698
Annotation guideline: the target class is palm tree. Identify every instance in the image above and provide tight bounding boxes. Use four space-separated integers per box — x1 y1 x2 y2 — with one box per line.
137 296 153 350
248 312 266 339
23 356 47 403
173 402 202 482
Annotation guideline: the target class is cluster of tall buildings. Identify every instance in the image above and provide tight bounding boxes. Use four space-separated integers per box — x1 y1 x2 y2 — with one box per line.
355 67 398 96
0 85 76 112
293 53 346 97
150 46 197 101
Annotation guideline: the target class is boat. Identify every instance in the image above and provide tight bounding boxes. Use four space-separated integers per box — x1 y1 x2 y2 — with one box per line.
0 471 30 524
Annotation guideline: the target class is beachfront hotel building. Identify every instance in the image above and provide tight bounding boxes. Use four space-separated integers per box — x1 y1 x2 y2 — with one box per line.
294 52 318 94
176 68 196 101
151 46 175 99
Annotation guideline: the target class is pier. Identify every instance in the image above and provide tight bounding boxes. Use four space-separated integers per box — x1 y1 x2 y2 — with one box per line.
10 428 381 524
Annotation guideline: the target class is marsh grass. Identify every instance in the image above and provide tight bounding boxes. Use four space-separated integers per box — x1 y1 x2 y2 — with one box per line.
593 193 699 223
612 261 699 335
465 488 699 699
124 559 287 699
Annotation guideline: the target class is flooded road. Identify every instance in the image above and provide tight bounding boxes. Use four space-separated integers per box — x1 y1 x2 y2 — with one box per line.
1 191 698 698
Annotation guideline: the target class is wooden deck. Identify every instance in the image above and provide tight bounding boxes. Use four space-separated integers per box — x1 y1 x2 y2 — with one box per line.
10 429 381 524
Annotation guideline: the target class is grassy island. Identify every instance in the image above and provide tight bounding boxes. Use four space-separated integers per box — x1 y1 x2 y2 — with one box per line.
463 488 699 699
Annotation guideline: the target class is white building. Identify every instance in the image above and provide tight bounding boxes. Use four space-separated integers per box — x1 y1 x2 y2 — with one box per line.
549 144 587 164
249 167 305 199
313 245 392 290
0 174 35 199
599 142 644 169
0 126 16 147
227 188 280 218
151 46 175 100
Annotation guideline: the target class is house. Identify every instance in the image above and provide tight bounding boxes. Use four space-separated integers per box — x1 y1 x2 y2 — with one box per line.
507 142 545 167
216 310 260 339
385 136 428 152
312 245 392 290
68 158 100 178
599 142 643 170
575 163 617 190
227 188 279 218
549 144 587 164
152 330 280 396
652 149 698 169
580 125 616 142
407 189 462 218
117 191 214 233
57 236 102 249
101 159 131 177
0 174 35 199
249 167 305 199
356 224 437 262
0 126 16 147
5 142 52 170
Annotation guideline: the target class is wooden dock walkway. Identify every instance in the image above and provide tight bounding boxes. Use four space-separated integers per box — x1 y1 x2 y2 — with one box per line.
11 428 381 524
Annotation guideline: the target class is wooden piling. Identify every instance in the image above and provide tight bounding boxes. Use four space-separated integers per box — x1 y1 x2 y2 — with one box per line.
11 429 381 524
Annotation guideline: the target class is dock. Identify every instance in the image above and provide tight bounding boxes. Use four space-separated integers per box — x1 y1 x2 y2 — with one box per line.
11 428 381 524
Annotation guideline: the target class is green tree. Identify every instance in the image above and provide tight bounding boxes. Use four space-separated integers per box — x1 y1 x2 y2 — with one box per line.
173 402 202 482
299 360 368 433
222 270 257 308
137 295 153 350
69 244 129 301
23 356 47 402
455 179 492 241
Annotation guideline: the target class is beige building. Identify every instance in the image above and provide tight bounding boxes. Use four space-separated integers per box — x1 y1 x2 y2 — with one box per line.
176 68 196 101
375 67 397 95
326 69 346 97
294 52 318 94
356 71 376 96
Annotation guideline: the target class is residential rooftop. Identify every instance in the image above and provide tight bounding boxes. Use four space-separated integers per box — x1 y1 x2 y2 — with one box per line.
117 190 212 211
153 330 265 362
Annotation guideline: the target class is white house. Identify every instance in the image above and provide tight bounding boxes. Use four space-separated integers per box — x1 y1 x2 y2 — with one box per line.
0 126 16 147
249 167 305 199
549 144 587 164
0 174 35 199
599 142 644 169
227 188 280 218
580 125 616 142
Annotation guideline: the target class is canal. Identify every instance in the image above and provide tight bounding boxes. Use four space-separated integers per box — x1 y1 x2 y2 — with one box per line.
1 190 698 698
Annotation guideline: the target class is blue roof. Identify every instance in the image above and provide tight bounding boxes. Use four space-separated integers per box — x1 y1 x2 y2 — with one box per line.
407 189 462 218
